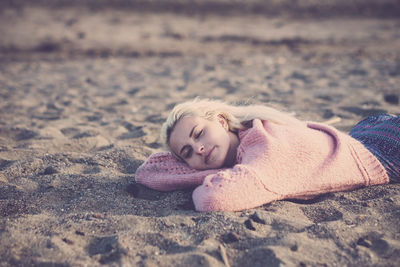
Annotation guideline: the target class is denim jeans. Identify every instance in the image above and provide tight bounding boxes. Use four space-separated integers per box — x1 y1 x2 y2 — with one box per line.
350 114 400 183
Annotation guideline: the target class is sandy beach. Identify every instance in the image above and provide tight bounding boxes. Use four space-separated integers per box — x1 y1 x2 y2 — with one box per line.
1 1 400 266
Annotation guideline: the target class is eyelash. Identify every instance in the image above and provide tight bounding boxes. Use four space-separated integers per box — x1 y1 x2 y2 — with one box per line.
184 149 192 159
184 129 203 158
195 130 203 139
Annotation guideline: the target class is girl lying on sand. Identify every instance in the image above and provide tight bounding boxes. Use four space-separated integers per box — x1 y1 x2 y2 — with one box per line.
135 98 399 211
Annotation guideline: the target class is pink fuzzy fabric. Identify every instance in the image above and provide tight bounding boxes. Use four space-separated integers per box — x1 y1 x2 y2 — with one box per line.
135 119 389 211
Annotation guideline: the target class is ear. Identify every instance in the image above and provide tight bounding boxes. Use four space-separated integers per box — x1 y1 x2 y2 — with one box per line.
217 114 229 131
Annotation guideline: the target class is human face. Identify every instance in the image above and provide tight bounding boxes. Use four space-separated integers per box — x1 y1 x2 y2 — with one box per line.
169 115 235 170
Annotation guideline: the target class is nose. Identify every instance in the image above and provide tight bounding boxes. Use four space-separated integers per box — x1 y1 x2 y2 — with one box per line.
194 143 205 154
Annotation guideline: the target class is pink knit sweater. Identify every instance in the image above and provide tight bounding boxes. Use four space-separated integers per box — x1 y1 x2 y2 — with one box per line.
135 118 389 211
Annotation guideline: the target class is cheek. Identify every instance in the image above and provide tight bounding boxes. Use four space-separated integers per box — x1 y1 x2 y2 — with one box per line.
187 156 203 167
219 131 230 146
222 138 230 152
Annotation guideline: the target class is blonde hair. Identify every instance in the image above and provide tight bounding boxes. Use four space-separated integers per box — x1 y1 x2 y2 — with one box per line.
161 98 298 148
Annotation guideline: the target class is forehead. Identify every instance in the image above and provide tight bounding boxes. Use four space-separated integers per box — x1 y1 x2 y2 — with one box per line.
176 116 201 129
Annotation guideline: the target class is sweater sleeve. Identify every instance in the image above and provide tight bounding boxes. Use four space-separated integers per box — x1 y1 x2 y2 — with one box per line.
192 119 281 211
193 165 281 211
135 152 221 191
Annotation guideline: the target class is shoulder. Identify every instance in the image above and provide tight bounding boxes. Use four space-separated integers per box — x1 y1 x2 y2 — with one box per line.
236 119 269 163
238 119 264 141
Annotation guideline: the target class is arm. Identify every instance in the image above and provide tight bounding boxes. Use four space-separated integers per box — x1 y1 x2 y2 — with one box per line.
135 152 220 191
193 164 281 211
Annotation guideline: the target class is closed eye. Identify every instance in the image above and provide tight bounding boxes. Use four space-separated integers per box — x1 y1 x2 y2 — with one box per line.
184 147 193 159
195 129 203 139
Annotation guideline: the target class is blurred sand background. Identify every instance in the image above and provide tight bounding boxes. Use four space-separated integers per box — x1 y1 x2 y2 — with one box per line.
1 0 400 266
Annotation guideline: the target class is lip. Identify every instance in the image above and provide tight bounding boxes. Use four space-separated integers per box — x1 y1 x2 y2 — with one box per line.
205 146 215 164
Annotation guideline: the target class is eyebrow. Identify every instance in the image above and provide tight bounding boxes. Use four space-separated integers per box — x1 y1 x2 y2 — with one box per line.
179 125 196 156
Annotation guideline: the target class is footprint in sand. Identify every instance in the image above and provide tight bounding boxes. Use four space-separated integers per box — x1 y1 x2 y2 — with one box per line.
301 206 343 223
117 126 145 140
356 232 391 258
236 247 281 267
60 127 80 138
0 158 14 171
87 235 125 265
126 183 167 201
